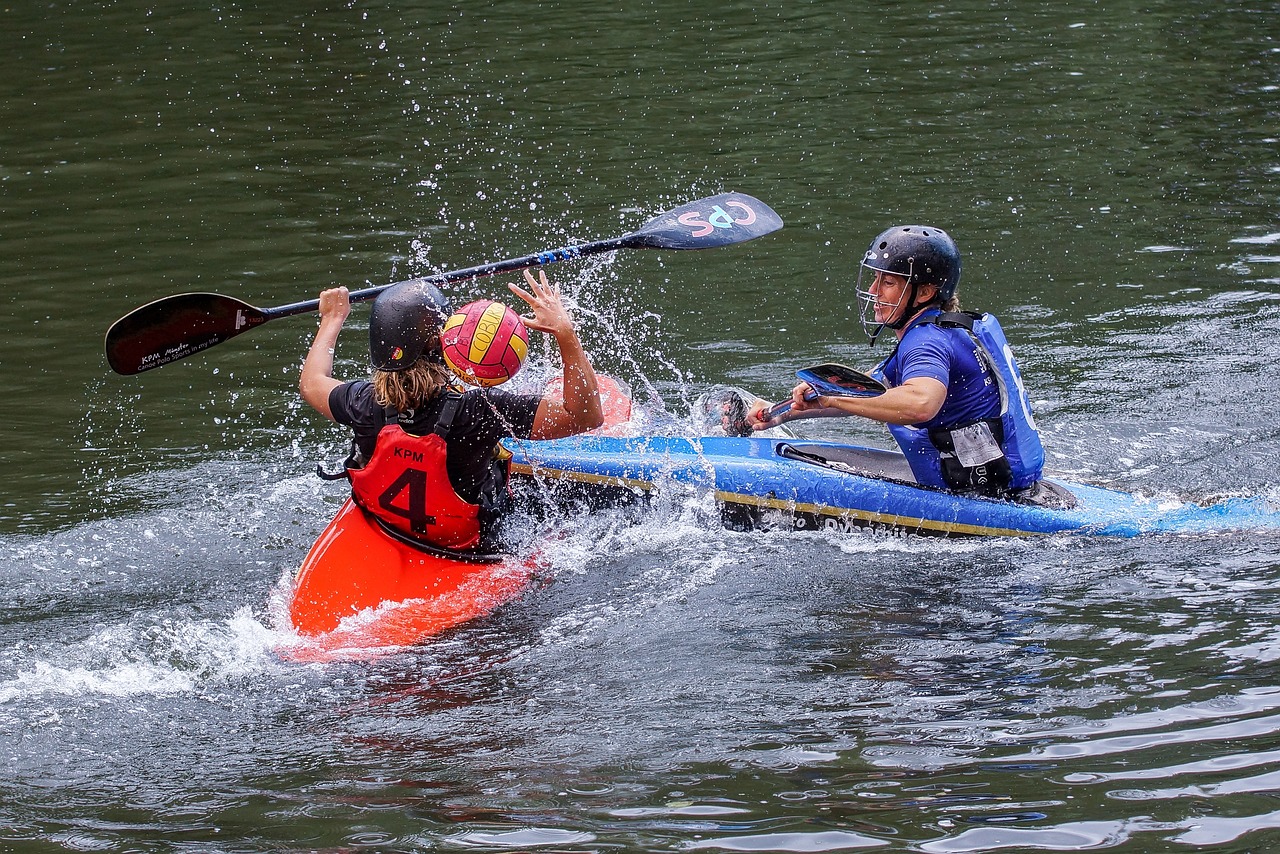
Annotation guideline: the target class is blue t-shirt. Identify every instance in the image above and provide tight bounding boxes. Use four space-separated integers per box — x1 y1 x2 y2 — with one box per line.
876 313 1000 430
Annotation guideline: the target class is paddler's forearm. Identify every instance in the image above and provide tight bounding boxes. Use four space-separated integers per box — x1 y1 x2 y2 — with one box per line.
299 314 345 420
555 329 604 430
814 383 943 426
303 318 341 375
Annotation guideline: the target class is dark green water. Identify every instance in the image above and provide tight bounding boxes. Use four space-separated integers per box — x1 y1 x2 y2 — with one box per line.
3 2 1280 851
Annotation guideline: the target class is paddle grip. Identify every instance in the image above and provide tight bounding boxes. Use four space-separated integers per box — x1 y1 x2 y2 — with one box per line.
763 390 820 424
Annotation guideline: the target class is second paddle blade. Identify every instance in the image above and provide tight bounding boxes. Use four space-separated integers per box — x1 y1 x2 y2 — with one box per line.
623 192 783 251
104 293 268 375
796 363 886 397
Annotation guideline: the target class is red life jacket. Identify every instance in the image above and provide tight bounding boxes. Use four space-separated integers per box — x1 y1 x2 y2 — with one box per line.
347 403 482 551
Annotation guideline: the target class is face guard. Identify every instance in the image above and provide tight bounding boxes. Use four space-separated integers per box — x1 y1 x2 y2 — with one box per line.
856 256 921 345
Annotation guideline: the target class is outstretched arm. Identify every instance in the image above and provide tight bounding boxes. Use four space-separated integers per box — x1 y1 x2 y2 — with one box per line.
299 287 351 422
508 269 604 439
747 377 946 431
803 376 946 425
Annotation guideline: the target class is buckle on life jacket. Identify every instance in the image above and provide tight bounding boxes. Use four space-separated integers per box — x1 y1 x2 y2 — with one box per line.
315 462 349 481
928 418 1013 497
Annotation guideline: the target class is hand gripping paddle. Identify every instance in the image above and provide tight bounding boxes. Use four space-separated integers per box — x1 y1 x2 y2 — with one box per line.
763 363 886 421
104 192 783 375
712 363 886 436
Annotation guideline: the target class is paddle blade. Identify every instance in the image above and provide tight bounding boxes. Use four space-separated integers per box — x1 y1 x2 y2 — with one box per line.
796 363 887 397
622 192 783 250
104 293 269 375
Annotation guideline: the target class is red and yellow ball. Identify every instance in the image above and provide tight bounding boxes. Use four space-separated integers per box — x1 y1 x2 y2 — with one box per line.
440 300 529 387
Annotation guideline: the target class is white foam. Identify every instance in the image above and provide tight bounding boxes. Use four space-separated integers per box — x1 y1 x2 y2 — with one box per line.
0 659 196 702
0 606 285 704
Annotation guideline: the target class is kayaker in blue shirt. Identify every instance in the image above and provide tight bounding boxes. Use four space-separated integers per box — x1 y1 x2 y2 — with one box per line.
748 225 1048 502
299 269 604 553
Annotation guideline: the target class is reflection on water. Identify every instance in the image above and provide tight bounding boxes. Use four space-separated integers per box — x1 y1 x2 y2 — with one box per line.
3 0 1280 850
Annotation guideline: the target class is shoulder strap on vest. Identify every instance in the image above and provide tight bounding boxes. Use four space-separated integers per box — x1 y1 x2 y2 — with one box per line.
932 310 981 330
433 392 462 441
393 391 464 440
931 310 1008 413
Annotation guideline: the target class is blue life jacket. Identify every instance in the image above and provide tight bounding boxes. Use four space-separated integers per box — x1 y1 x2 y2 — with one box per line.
879 310 1044 493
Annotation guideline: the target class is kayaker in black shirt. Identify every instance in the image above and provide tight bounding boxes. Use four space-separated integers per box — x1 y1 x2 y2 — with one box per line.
298 269 603 552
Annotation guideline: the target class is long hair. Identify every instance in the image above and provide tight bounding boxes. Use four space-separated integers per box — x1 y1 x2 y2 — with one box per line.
942 292 962 313
372 358 454 412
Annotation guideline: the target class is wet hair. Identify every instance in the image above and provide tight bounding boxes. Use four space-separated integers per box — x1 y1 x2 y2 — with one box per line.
913 282 961 314
372 357 454 412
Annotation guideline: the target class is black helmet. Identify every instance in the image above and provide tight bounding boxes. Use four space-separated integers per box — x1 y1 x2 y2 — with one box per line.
861 225 961 301
857 225 962 342
368 280 452 371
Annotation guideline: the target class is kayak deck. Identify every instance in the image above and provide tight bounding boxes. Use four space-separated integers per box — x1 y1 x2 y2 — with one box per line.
505 434 1280 538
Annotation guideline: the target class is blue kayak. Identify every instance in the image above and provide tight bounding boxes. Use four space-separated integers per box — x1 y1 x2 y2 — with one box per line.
505 434 1280 538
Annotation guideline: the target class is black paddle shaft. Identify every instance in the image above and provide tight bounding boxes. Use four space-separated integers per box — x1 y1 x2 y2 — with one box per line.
105 192 783 375
264 237 633 320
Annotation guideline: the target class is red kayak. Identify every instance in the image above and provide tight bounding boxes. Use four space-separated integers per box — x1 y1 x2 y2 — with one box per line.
284 375 632 661
285 498 542 662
